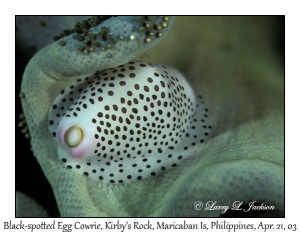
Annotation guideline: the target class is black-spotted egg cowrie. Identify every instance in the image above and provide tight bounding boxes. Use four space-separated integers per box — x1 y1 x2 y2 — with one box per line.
48 60 212 184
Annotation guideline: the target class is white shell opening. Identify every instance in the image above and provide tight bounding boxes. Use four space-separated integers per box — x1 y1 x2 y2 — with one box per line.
64 125 83 147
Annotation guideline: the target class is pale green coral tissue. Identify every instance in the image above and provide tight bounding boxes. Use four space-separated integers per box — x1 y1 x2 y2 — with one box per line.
19 16 283 217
